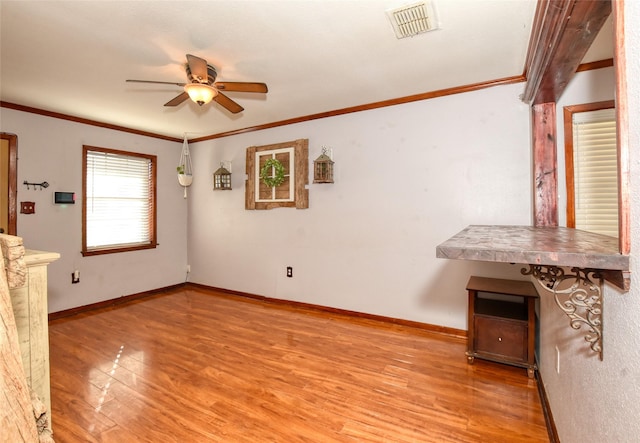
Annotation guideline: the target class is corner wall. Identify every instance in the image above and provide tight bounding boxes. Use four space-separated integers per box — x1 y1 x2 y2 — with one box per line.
0 109 188 312
187 83 532 330
536 2 640 441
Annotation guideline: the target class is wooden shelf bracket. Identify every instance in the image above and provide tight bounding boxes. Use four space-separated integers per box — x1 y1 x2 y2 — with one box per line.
522 264 603 360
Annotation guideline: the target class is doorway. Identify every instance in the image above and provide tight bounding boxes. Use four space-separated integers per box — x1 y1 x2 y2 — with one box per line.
1 133 17 235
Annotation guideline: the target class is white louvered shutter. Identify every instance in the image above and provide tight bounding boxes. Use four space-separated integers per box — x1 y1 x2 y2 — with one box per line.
572 108 618 238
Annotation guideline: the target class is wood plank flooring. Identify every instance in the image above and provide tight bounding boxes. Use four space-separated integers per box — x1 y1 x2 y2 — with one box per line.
48 287 549 442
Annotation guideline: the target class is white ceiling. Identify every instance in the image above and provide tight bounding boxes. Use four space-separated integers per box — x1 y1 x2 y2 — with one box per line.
0 1 613 140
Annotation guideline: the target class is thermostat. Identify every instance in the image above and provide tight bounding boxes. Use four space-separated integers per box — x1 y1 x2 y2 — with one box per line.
54 192 75 204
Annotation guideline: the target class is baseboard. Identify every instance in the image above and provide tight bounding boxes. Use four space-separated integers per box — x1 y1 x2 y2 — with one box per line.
186 282 467 340
536 368 560 443
49 281 467 339
48 283 187 321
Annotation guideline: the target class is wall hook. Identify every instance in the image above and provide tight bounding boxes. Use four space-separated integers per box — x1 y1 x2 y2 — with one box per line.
23 181 49 190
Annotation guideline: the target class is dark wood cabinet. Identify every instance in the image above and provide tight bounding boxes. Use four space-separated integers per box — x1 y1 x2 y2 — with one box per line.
466 276 538 378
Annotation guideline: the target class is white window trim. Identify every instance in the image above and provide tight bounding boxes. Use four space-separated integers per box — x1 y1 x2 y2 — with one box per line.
255 147 295 203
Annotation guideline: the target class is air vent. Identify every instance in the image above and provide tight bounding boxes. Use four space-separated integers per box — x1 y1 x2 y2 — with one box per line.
386 1 438 39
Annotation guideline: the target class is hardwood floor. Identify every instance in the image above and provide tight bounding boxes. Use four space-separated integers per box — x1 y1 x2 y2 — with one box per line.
48 287 549 442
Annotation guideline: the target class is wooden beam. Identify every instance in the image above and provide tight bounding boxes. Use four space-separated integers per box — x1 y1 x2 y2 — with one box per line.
532 103 558 227
612 0 630 255
523 0 612 104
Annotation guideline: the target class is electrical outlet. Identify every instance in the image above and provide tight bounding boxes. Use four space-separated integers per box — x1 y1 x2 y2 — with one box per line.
286 266 293 278
186 264 191 273
555 346 560 374
71 270 80 284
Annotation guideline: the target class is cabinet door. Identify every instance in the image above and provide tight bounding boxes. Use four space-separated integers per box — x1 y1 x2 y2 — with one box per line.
474 316 527 362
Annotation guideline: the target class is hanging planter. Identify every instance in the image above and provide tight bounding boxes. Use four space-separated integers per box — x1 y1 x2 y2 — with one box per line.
178 134 193 197
177 166 193 187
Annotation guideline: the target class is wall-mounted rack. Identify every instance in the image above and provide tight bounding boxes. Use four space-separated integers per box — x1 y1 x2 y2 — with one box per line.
23 181 49 190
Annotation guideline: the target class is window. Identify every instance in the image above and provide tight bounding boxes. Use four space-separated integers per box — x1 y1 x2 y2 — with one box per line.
255 147 295 203
564 101 618 238
82 145 157 256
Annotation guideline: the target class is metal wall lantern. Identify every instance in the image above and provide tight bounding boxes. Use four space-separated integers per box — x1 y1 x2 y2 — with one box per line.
213 163 232 190
313 147 334 184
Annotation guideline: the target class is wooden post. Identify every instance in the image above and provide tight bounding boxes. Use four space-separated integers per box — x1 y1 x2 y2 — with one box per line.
613 0 631 255
532 102 558 227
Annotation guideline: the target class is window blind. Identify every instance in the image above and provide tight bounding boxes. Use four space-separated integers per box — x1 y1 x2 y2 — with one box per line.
85 149 153 250
572 108 618 238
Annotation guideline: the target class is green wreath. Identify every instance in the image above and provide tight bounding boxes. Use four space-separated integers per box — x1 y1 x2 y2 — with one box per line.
260 158 286 187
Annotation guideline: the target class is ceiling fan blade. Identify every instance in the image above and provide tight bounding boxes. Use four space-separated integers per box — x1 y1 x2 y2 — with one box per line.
186 54 209 83
214 92 244 114
126 79 185 87
164 92 189 107
214 82 268 93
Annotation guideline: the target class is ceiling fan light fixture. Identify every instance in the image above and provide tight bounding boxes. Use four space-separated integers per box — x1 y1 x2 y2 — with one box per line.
184 83 218 106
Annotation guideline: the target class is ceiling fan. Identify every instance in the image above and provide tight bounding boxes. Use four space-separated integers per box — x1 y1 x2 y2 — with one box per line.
126 54 268 114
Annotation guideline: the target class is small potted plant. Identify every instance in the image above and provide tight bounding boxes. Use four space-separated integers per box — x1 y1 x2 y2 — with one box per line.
177 165 193 187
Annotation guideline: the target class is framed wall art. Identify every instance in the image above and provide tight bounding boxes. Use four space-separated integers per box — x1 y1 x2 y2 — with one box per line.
245 139 309 210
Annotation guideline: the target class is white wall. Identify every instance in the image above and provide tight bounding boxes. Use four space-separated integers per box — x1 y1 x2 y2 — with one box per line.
537 2 640 442
0 109 188 312
5 33 638 438
187 83 532 330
